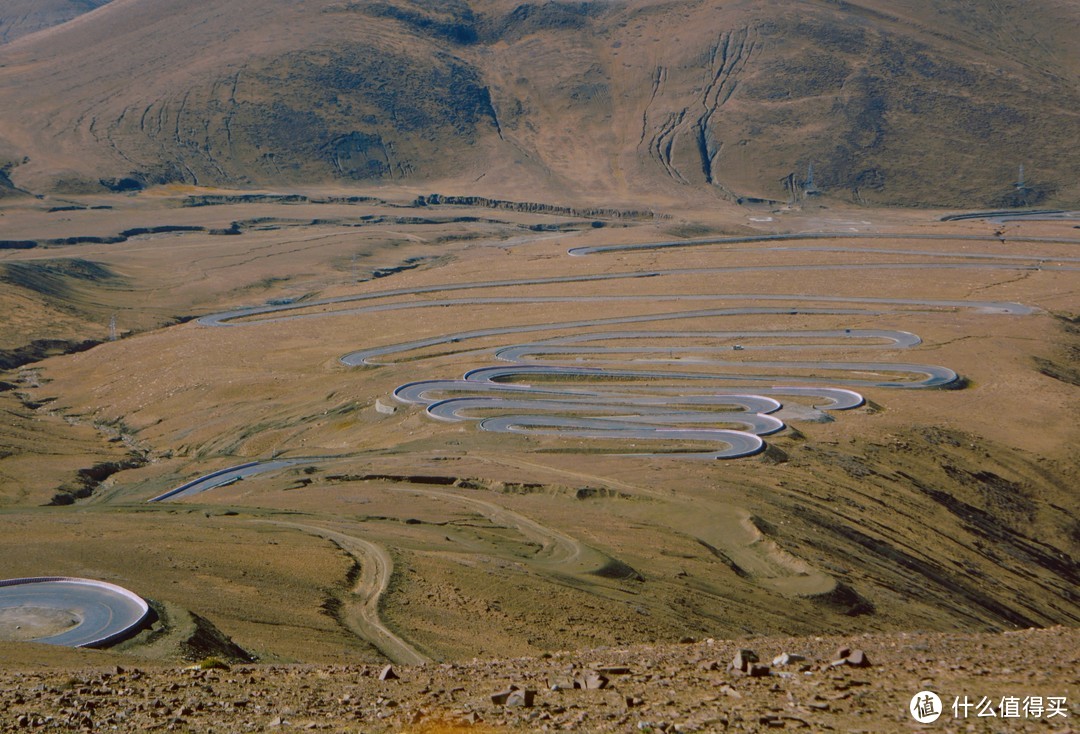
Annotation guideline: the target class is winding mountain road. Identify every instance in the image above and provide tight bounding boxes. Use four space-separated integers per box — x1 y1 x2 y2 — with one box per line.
192 233 1066 457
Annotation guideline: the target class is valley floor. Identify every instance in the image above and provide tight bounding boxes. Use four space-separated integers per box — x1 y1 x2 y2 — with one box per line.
0 189 1076 733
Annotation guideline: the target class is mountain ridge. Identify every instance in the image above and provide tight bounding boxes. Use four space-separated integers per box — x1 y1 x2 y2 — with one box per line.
0 0 111 45
0 0 1077 207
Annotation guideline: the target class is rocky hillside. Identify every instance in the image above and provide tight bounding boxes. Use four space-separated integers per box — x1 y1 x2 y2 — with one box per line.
0 0 1077 207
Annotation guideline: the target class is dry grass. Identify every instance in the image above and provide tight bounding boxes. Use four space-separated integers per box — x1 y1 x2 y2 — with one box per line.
0 1 1077 206
0 188 1076 665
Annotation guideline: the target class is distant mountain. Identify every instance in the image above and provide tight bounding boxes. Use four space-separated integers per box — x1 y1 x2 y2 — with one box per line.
0 0 1077 207
0 0 111 44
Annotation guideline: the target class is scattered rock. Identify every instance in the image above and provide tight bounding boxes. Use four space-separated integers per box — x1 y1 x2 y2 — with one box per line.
549 676 576 690
749 664 772 677
772 653 806 667
729 649 759 674
490 685 518 705
379 665 398 681
577 671 609 690
0 629 1072 732
845 650 871 668
505 689 535 707
830 648 871 668
594 665 632 675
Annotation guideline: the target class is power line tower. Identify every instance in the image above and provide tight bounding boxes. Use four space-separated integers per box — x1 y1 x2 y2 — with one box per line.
109 314 117 342
1015 164 1026 191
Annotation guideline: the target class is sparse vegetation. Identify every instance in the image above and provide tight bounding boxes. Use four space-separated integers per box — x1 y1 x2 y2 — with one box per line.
0 8 1075 732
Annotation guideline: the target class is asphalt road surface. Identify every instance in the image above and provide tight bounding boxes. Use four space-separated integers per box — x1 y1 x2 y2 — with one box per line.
147 459 309 502
0 578 149 648
194 233 1061 458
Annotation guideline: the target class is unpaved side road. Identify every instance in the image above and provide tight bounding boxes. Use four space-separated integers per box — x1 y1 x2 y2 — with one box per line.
259 521 430 666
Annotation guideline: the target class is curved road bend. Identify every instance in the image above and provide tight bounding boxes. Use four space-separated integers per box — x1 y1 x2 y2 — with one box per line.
0 578 149 648
148 459 310 502
190 233 1054 459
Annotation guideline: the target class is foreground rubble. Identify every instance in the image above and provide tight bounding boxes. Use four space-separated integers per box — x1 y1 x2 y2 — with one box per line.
1 627 1076 732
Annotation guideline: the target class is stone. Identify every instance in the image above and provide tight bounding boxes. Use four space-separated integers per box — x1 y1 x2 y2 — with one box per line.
490 686 518 705
595 665 632 675
379 665 398 681
577 671 609 690
845 650 871 668
833 647 851 661
830 649 871 668
729 650 759 673
772 653 806 667
749 664 771 678
505 689 536 707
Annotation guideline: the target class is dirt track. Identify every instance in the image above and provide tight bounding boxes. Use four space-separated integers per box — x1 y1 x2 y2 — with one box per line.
261 521 431 666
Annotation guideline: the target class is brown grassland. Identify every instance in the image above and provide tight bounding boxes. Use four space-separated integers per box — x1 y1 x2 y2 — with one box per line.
0 1 1077 729
1 188 1076 673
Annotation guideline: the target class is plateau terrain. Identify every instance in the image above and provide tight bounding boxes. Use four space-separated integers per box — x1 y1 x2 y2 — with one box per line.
0 0 1077 731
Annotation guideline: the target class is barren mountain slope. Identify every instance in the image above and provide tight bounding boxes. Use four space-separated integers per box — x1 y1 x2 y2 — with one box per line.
0 0 110 44
0 0 1077 206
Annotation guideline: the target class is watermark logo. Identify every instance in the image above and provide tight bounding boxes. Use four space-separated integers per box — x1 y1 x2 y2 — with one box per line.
910 691 943 724
909 691 1070 723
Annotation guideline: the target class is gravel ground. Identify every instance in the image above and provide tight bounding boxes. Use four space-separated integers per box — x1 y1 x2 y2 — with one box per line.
1 627 1077 732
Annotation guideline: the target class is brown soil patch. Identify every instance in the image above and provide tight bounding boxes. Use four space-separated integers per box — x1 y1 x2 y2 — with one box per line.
0 607 79 642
